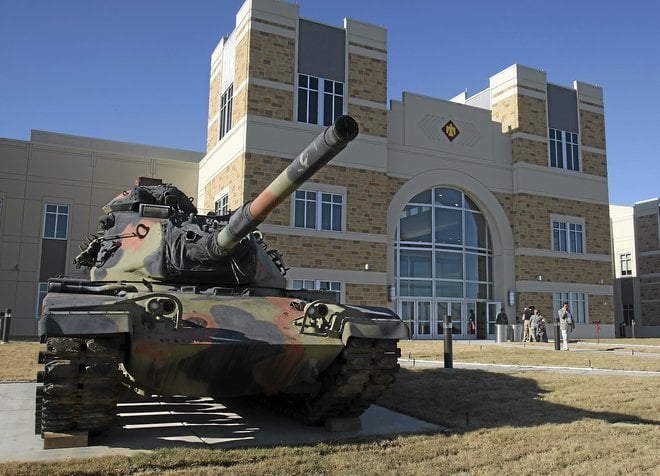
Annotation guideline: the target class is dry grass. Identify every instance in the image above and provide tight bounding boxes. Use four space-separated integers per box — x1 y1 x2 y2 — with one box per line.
1 339 659 475
0 342 42 381
399 340 660 372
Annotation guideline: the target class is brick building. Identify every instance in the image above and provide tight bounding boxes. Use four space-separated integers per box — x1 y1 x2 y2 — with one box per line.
0 0 620 339
198 0 614 339
611 199 660 337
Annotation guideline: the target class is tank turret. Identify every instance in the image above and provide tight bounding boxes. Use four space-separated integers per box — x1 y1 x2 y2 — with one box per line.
36 115 408 440
74 115 358 291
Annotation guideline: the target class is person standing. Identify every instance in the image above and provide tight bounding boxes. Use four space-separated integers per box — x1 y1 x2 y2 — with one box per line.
496 308 508 324
557 302 574 351
530 308 541 342
522 306 534 342
538 311 548 342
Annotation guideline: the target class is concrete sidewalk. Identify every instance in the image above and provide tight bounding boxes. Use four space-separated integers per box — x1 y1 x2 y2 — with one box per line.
0 382 441 463
400 358 660 377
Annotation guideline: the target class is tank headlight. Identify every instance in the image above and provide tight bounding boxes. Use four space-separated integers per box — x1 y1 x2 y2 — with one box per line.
305 303 328 318
147 298 176 316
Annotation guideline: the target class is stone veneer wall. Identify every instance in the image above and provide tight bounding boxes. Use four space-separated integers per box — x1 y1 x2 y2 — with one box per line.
346 283 388 307
491 94 547 137
267 234 387 272
348 104 387 138
507 194 612 254
201 156 245 213
588 299 614 324
638 253 660 277
581 150 608 177
246 85 294 120
246 27 295 121
515 256 611 284
515 292 553 320
635 214 659 254
492 93 547 169
243 154 390 234
636 213 660 325
579 110 606 150
641 298 660 325
348 50 387 138
579 109 607 178
511 139 547 166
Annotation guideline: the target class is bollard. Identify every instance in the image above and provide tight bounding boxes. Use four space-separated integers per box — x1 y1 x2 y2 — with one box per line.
554 317 560 351
0 308 12 344
631 320 635 339
443 315 453 368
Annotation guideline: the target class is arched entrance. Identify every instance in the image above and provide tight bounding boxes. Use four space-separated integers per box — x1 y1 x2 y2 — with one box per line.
394 187 500 339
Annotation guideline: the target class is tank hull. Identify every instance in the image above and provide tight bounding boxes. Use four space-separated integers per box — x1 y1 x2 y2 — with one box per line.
36 285 407 432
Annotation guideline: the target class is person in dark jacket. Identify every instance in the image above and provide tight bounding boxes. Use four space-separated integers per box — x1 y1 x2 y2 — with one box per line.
496 308 508 325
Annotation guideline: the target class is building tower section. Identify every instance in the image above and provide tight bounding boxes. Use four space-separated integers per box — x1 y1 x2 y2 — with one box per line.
489 65 613 327
199 0 391 306
634 198 660 327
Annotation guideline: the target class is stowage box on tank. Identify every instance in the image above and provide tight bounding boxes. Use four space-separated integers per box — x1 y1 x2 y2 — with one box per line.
36 115 409 437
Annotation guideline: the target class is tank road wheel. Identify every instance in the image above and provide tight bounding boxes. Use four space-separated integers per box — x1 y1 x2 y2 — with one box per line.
35 336 124 436
263 338 401 425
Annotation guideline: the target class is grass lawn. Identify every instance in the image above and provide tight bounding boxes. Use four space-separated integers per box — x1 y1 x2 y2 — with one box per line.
0 339 658 475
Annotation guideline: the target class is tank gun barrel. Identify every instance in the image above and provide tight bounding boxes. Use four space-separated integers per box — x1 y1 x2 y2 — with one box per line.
214 115 359 252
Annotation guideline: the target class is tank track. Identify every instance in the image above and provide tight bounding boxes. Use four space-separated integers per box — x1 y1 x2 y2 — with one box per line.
258 337 401 425
35 335 124 436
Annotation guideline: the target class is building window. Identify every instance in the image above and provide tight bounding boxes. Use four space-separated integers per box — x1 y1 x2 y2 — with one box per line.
552 220 584 253
549 128 580 171
214 193 229 216
292 279 341 293
396 188 493 300
620 253 632 276
43 204 69 239
297 74 343 126
553 292 587 324
293 190 343 231
219 84 233 140
36 282 48 318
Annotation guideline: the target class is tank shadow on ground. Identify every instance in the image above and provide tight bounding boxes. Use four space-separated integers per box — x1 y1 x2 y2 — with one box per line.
0 382 437 463
86 389 439 451
378 368 659 433
91 395 268 450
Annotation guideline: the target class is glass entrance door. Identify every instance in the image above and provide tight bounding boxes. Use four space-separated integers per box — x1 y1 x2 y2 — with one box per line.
487 301 502 339
399 300 433 339
416 301 431 339
400 300 501 339
437 301 462 337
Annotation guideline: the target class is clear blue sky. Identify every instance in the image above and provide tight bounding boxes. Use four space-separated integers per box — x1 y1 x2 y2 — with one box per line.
1 0 658 206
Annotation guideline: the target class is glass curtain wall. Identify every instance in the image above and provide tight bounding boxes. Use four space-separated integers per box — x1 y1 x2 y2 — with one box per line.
396 187 493 338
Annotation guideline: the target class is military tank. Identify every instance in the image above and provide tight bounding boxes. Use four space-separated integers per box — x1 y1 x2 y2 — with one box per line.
36 115 409 437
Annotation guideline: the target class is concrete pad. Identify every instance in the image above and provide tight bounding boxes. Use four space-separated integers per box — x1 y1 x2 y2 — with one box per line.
0 382 441 463
42 431 88 449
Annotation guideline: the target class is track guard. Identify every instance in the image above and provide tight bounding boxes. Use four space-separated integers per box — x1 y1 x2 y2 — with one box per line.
38 311 132 339
340 317 409 345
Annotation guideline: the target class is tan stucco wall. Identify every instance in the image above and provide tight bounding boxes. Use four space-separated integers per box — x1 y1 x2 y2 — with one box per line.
0 134 201 336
